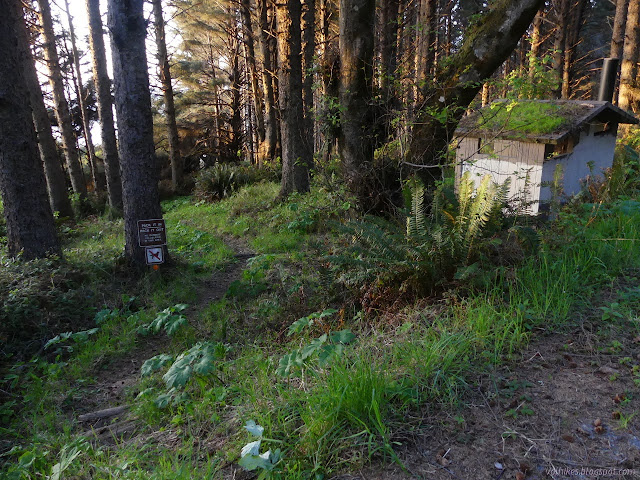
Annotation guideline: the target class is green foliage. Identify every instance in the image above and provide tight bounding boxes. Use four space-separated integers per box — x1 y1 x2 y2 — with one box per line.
0 257 93 358
238 421 283 478
497 52 559 99
287 309 338 335
44 328 100 352
194 163 280 202
332 174 511 293
277 310 356 377
479 100 568 136
137 303 189 336
140 342 229 408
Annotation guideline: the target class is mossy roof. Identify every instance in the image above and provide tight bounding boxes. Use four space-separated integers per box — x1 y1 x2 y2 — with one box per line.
456 100 638 144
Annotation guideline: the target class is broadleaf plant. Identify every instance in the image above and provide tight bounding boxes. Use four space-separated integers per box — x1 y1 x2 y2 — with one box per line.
277 311 356 377
138 304 189 336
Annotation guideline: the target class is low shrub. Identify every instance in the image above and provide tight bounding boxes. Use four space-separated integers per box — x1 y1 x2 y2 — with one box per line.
194 163 280 202
331 173 531 295
0 257 94 359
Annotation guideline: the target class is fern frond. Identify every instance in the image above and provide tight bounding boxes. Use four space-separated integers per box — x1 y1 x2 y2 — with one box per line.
465 175 499 262
406 179 427 239
457 171 475 224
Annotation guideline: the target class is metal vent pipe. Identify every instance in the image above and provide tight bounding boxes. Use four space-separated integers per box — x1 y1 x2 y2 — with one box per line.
598 57 619 103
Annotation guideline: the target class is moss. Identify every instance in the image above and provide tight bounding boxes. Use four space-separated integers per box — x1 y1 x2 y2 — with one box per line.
478 100 572 136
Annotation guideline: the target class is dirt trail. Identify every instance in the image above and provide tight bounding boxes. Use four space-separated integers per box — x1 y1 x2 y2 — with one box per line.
75 238 253 445
350 328 640 480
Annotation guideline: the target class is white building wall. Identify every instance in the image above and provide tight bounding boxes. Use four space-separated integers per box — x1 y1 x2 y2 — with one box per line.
456 138 545 214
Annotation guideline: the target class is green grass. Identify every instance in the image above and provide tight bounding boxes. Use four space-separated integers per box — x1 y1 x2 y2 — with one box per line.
3 182 640 478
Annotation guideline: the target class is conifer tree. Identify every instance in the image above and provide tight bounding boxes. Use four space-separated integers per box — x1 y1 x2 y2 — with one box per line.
0 0 60 259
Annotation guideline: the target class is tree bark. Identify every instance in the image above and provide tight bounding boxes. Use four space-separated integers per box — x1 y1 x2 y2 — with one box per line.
380 0 399 97
302 0 316 161
20 16 74 218
258 0 278 164
240 0 266 164
551 0 569 98
107 0 164 266
64 0 106 193
561 0 587 99
619 0 639 111
86 0 123 211
528 7 543 81
0 0 60 259
610 0 629 104
610 0 629 59
152 0 183 191
276 0 310 196
37 0 87 200
338 0 375 202
416 0 437 88
408 0 544 189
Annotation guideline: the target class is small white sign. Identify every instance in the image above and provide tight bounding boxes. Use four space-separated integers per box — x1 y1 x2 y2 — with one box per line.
145 247 164 265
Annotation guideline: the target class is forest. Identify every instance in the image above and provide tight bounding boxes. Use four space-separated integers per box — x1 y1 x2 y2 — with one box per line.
1 0 640 477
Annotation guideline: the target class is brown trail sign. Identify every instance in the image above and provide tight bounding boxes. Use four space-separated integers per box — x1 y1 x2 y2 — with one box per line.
137 219 167 247
137 219 167 266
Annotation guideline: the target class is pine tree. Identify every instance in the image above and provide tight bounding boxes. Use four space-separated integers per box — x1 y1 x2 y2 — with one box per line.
20 13 74 218
36 0 87 201
0 0 60 259
277 0 310 196
152 0 183 191
107 0 165 266
85 0 123 211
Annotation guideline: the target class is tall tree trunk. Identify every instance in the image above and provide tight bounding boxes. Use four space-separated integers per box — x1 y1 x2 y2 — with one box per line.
380 0 399 97
610 0 629 59
37 0 87 200
0 0 60 259
258 0 278 164
21 18 74 218
86 0 123 211
230 45 243 157
209 55 222 158
338 0 375 203
551 0 569 98
409 0 544 189
528 7 543 82
276 0 310 196
240 0 266 164
561 0 587 99
415 0 437 90
302 0 316 161
610 0 629 104
318 0 338 167
152 0 182 191
107 0 164 266
64 0 105 193
619 0 639 111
